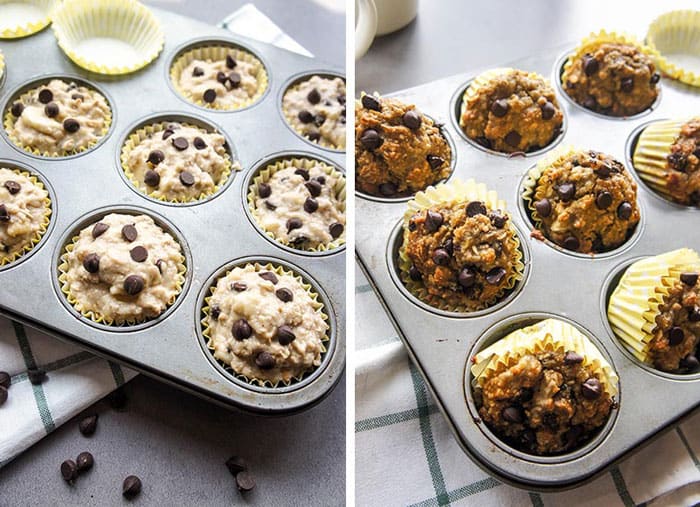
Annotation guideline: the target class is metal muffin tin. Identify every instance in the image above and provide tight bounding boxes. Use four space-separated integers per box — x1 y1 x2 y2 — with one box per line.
0 8 345 415
355 44 700 489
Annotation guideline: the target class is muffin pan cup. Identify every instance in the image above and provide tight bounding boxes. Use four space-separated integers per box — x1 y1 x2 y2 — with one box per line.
0 8 345 415
356 44 699 489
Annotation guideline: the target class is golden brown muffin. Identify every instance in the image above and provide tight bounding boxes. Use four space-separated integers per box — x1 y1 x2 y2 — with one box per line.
661 119 700 205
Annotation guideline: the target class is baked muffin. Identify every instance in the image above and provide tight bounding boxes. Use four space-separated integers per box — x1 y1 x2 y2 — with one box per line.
204 263 328 385
5 79 111 156
356 93 452 197
525 147 640 253
250 158 345 251
0 167 51 264
282 75 346 150
561 32 660 117
59 213 185 325
399 180 523 312
122 121 236 203
471 318 618 455
459 68 563 154
608 249 700 373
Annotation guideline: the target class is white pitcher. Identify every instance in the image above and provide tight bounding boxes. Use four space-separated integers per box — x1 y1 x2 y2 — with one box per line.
355 0 418 60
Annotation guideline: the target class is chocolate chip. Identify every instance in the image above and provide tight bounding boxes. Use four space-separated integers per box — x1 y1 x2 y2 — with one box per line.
501 406 523 423
423 210 443 233
255 351 275 370
617 201 632 220
122 224 137 242
490 99 509 117
79 415 98 436
124 275 144 295
225 456 248 475
681 272 698 286
162 129 175 140
595 190 613 209
563 236 580 251
0 386 6 407
76 451 94 473
361 95 381 111
232 282 247 292
44 102 59 118
595 166 611 179
10 102 23 117
557 182 575 201
63 118 80 133
504 131 521 147
534 198 552 218
192 66 204 77
680 355 700 372
564 351 584 364
71 93 84 101
581 378 602 399
305 180 322 197
485 267 506 285
129 246 148 262
172 137 189 151
144 170 160 187
216 70 228 84
307 88 321 104
236 471 256 492
583 96 597 110
38 88 53 104
294 168 310 180
4 181 20 195
210 305 221 320
276 288 293 302
338 94 346 105
287 217 303 232
307 132 321 142
378 182 397 196
432 248 450 266
122 475 142 499
0 204 9 222
541 101 556 120
583 55 599 76
226 55 237 69
203 89 216 103
298 110 314 123
92 222 109 238
304 197 318 213
232 319 252 340
402 110 421 130
147 149 164 165
28 368 46 385
668 326 684 346
179 171 195 186
0 371 9 389
443 238 454 256
193 137 207 150
83 253 100 273
316 175 326 185
228 72 241 88
458 267 476 288
426 154 444 170
650 72 661 85
258 182 271 198
489 211 507 228
61 460 78 484
276 325 296 345
360 129 381 150
409 265 422 281
259 271 278 284
668 152 688 172
313 114 326 127
466 201 487 217
620 77 634 93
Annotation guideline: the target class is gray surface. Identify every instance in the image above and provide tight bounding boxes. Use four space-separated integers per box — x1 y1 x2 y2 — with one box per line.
0 1 345 505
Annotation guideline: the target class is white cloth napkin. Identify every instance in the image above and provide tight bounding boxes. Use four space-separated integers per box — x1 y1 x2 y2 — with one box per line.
355 262 700 507
0 3 311 469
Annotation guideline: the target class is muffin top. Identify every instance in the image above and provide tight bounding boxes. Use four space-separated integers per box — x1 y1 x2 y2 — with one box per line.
178 51 264 109
403 198 520 311
282 75 346 149
530 149 640 253
252 161 345 250
460 68 563 153
664 118 700 206
0 167 50 261
125 122 233 202
7 79 111 155
206 264 328 384
62 213 184 324
356 94 452 197
562 42 660 117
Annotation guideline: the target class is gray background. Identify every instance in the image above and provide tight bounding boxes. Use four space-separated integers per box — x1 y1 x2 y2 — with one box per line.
0 1 345 506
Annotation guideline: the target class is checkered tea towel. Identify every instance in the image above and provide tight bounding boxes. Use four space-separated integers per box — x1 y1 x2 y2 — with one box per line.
355 262 700 507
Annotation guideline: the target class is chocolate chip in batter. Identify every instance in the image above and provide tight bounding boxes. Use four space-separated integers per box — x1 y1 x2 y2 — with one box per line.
233 319 252 340
501 406 523 423
216 71 228 84
275 288 293 302
179 171 195 186
44 102 59 118
61 459 78 484
0 205 9 222
305 180 322 197
298 110 314 123
595 190 613 209
82 253 100 273
595 165 611 179
303 197 318 213
427 154 445 170
121 224 138 242
295 168 310 180
689 306 700 322
287 217 303 232
466 201 487 217
485 267 506 285
232 282 247 292
650 72 661 85
402 110 421 130
490 99 509 118
378 182 397 196
425 210 444 232
329 222 344 239
144 169 160 187
72 93 84 101
258 182 271 198
192 66 204 77
489 211 507 228
668 326 684 346
172 137 189 151
38 88 53 104
63 118 80 133
458 267 476 288
504 131 521 147
360 129 382 150
541 101 556 120
534 198 551 218
582 54 599 76
556 182 575 201
124 275 144 295
313 114 326 127
315 175 326 184
668 152 688 172
129 246 148 262
307 132 321 142
192 137 207 150
680 272 698 286
203 89 217 103
361 95 381 111
259 271 278 284
680 355 700 372
226 55 237 69
583 96 597 110
616 201 632 220
255 351 275 370
408 264 422 281
148 150 164 165
4 181 20 195
620 77 634 93
432 248 450 266
210 305 221 319
276 325 296 345
162 129 175 140
307 88 321 105
564 351 584 364
10 102 23 117
581 378 602 400
563 236 580 251
92 222 109 238
228 72 241 88
155 259 165 273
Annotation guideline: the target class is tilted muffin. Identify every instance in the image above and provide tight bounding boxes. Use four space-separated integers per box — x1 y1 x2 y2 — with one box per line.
282 75 346 150
356 93 452 197
608 249 700 374
525 147 640 253
561 31 660 117
471 318 618 455
122 122 236 203
459 68 563 154
0 167 51 264
5 78 111 156
633 118 700 206
250 158 346 251
399 180 523 312
60 213 185 325
204 263 329 385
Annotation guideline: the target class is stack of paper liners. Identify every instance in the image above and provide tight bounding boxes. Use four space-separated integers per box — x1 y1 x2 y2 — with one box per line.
608 248 700 364
471 318 619 399
646 10 700 88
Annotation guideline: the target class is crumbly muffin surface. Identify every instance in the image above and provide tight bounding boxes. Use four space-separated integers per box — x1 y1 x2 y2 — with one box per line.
664 118 700 206
0 168 49 260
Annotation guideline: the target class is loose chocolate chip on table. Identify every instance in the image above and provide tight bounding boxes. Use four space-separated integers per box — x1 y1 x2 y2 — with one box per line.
0 386 7 406
11 102 24 117
563 236 580 251
122 224 138 242
124 275 144 295
0 204 9 222
275 288 293 302
304 197 319 213
466 201 487 217
458 267 476 288
361 94 381 111
259 271 278 284
485 267 506 285
534 198 552 218
255 351 276 370
409 265 422 281
689 306 700 322
668 326 685 346
76 451 94 473
258 182 272 198
378 182 397 196
490 99 509 118
556 182 575 201
276 325 296 346
79 414 98 436
63 118 80 133
236 471 256 492
360 129 382 150
620 77 634 93
172 137 189 151
144 169 160 187
232 282 247 292
305 179 322 197
0 371 9 389
216 71 228 84
595 190 613 209
44 102 59 118
203 88 217 103
225 456 248 476
225 55 237 69
504 130 521 147
680 355 700 371
4 181 20 195
28 368 46 385
179 171 195 187
61 459 78 484
228 72 241 88
617 201 632 220
425 210 444 232
192 66 204 77
426 154 445 170
232 319 252 340
147 149 164 165
287 217 303 232
501 406 523 423
122 475 142 499
307 88 321 104
564 351 584 364
432 248 450 266
92 222 109 238
583 96 597 110
582 55 599 76
402 110 421 130
541 101 556 120
295 168 310 180
38 88 53 104
83 253 100 273
130 246 148 263
581 378 602 399
650 72 661 85
193 137 207 150
329 222 344 239
681 272 699 286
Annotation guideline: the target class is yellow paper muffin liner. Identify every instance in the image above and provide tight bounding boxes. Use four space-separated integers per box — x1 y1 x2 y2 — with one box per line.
248 157 346 252
607 248 700 364
647 10 700 88
471 318 619 399
0 0 55 39
57 220 187 326
170 45 268 111
0 50 5 86
459 67 515 131
632 118 686 200
120 121 237 204
0 167 52 266
3 80 113 158
201 262 330 388
50 0 164 75
398 178 524 312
